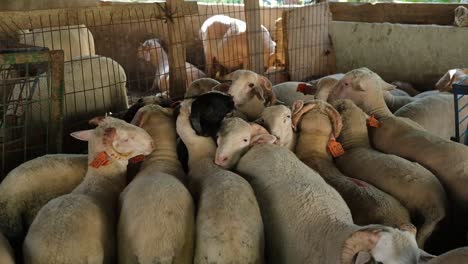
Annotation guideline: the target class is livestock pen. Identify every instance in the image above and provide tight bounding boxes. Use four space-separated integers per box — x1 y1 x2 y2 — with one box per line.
0 0 336 177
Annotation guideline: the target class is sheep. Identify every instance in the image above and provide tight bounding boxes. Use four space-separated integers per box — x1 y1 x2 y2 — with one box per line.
137 38 207 92
291 99 412 229
0 233 14 264
271 82 315 106
176 100 265 264
118 105 194 264
18 24 96 61
189 91 236 138
200 15 276 77
424 247 468 263
394 93 466 142
434 68 468 92
23 116 154 264
332 99 447 248
7 55 129 126
391 81 420 96
455 6 468 27
214 117 277 169
0 154 87 242
235 143 431 263
223 69 276 120
255 105 296 151
185 78 220 97
327 68 468 230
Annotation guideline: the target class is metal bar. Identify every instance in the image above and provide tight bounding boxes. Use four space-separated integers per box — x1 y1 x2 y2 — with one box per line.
48 50 64 153
453 92 460 142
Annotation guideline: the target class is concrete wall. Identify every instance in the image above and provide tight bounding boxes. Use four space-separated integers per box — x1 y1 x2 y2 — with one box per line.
331 21 468 89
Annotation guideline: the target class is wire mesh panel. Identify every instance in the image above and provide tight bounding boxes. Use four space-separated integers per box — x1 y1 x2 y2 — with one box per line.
0 49 64 179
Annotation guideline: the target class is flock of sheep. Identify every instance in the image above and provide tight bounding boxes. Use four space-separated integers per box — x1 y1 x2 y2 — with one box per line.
0 64 467 263
1 9 468 264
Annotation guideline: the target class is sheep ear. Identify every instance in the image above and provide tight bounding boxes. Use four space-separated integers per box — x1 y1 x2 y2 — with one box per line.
161 107 173 116
434 70 455 91
70 129 94 141
131 109 149 127
291 102 317 131
354 252 372 264
89 116 106 126
259 76 276 106
324 104 343 138
291 100 304 115
251 134 277 146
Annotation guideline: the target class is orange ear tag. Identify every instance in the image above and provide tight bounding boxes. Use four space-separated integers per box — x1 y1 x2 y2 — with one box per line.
90 151 110 168
367 115 382 128
129 155 145 164
328 137 345 158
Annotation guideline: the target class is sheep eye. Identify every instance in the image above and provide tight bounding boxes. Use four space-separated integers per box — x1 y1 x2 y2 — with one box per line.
287 115 291 118
243 139 248 142
344 82 349 86
248 83 255 88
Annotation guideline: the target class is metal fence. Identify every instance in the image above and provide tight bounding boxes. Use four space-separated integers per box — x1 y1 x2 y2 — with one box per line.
0 48 64 178
0 1 335 174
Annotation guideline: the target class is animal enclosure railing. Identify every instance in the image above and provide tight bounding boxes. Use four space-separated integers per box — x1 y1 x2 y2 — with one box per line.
452 76 468 145
0 1 335 170
0 48 64 178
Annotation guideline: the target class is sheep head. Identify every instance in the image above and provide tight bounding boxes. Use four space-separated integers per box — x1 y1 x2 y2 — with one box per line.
341 224 427 264
332 99 370 148
328 68 395 110
291 99 342 140
223 70 276 120
434 68 468 92
189 91 235 138
71 116 154 165
255 105 293 147
185 78 221 98
215 117 276 169
131 104 174 143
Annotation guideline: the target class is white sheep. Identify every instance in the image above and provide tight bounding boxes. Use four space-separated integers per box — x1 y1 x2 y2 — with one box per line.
0 154 87 241
327 68 468 239
7 55 129 126
118 104 194 263
200 15 276 77
0 233 14 264
255 105 296 151
185 78 220 97
235 143 432 263
291 99 412 229
18 24 96 61
214 117 277 169
23 116 154 263
223 69 276 120
332 99 447 248
137 38 207 92
271 82 315 106
176 100 265 263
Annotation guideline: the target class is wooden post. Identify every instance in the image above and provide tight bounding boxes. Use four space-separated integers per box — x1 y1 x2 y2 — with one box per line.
166 0 188 99
244 0 264 74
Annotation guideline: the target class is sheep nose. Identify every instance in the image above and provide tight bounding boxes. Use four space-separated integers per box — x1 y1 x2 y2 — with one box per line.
215 155 228 166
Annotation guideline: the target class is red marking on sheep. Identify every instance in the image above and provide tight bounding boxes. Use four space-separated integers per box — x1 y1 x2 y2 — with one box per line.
349 178 367 188
90 151 111 168
296 83 316 95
